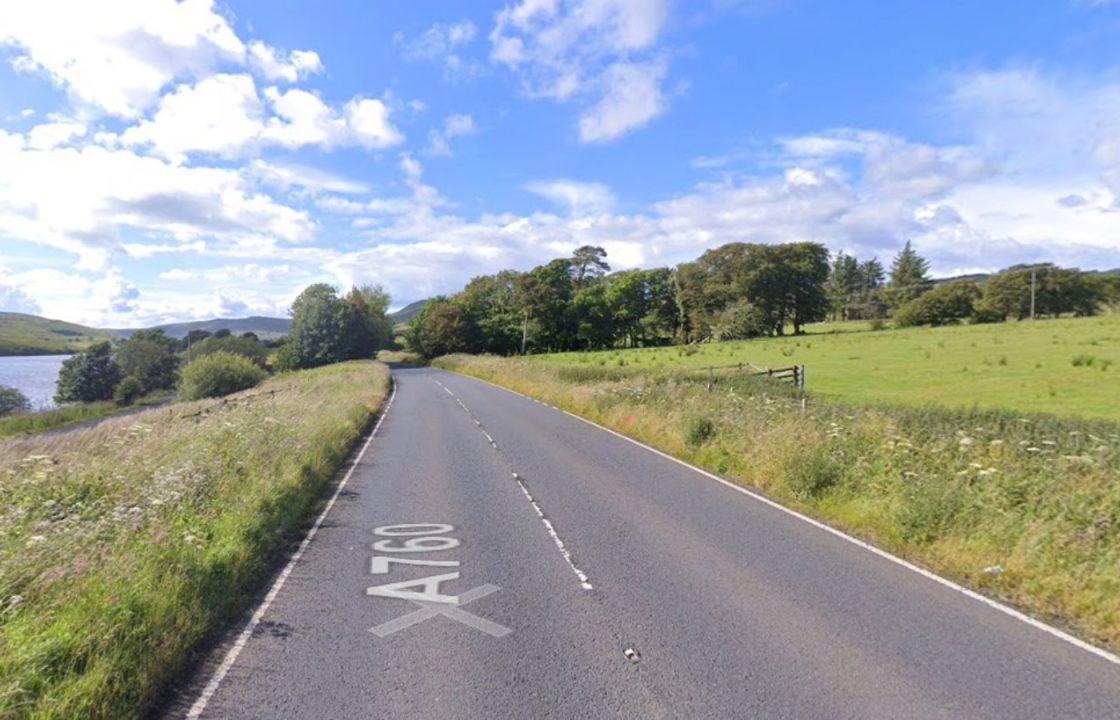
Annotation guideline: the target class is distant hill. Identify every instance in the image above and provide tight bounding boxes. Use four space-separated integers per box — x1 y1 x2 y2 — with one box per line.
113 316 290 340
0 312 112 355
389 299 428 326
0 313 291 355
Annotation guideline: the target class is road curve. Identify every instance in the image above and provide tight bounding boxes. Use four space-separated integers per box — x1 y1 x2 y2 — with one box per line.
165 365 1120 719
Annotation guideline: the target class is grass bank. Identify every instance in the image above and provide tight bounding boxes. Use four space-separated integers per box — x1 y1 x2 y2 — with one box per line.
0 393 171 439
533 314 1120 421
0 360 390 718
436 354 1120 651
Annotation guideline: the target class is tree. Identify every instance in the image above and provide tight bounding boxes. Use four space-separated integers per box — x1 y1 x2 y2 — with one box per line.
283 284 350 369
859 258 887 318
712 299 769 341
886 241 932 309
827 252 862 320
458 271 524 354
983 265 1102 320
213 328 232 338
408 299 481 358
0 386 31 416
517 259 576 352
55 342 121 403
116 329 180 392
569 245 610 288
572 283 615 349
343 285 394 360
181 329 212 351
190 334 270 368
779 243 831 334
894 280 981 327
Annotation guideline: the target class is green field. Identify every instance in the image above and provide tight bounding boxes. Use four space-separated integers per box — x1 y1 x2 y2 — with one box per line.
0 312 111 355
533 315 1120 422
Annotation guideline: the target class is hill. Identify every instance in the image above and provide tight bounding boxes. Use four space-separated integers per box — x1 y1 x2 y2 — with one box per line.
115 316 290 340
0 313 291 355
0 312 112 355
389 299 428 326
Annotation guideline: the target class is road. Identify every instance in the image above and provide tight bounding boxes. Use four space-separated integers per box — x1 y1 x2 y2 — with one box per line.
168 365 1120 719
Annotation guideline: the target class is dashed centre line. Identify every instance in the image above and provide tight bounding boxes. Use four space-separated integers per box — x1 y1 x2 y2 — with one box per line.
433 378 592 592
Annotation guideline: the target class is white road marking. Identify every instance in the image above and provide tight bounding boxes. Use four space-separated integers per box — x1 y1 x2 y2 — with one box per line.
185 382 398 719
512 472 593 590
453 371 1120 668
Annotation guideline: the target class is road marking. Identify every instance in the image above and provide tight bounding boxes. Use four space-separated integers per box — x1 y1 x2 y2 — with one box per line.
370 584 511 638
451 370 1120 668
512 472 593 591
185 382 398 719
435 376 592 592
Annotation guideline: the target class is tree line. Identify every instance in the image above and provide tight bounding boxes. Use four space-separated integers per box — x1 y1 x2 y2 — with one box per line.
407 241 1120 358
47 283 395 408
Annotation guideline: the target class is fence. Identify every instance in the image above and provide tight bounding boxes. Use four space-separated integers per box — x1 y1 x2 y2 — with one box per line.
693 362 806 393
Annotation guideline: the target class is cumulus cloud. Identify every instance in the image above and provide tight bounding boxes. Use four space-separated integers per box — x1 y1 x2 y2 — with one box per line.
490 0 672 142
248 41 323 82
0 0 245 118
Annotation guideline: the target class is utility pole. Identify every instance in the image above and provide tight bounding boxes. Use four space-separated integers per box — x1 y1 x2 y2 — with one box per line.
520 310 528 355
1030 268 1037 320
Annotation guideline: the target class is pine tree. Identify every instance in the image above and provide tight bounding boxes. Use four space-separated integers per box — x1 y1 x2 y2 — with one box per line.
887 241 931 309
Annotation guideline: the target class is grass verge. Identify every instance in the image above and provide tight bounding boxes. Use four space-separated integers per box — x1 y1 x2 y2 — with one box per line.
0 393 171 439
435 354 1120 651
0 360 390 718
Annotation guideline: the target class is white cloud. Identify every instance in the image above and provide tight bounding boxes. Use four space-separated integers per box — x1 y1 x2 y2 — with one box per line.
490 0 672 141
248 159 369 195
525 179 616 214
578 59 667 143
248 41 323 82
261 88 404 150
159 269 194 281
120 74 264 162
0 0 245 118
396 21 481 81
26 120 88 150
0 130 315 271
426 113 476 156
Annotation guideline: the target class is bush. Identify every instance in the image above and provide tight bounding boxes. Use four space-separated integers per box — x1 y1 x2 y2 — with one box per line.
179 351 268 400
868 318 886 331
784 446 843 496
0 385 31 416
970 303 1005 324
114 376 144 406
188 334 269 368
685 416 716 448
894 280 982 327
713 299 769 341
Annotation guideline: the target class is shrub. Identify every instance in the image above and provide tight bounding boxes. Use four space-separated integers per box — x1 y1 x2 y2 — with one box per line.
685 416 716 448
1071 354 1096 367
713 299 769 341
113 376 144 406
868 318 886 331
0 385 31 416
784 446 843 496
188 334 269 368
179 351 268 400
895 280 982 327
970 303 1004 324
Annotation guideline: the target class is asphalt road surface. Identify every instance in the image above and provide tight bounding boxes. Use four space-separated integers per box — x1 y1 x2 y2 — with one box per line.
168 366 1120 719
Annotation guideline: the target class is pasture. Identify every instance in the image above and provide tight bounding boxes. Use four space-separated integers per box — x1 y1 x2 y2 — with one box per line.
533 315 1120 422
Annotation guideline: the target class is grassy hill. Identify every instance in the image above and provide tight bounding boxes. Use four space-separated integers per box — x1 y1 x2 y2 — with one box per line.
0 313 293 355
0 312 111 355
114 316 290 340
533 314 1120 422
389 299 428 326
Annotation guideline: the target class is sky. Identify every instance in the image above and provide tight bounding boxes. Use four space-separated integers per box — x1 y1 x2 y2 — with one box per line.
0 0 1119 326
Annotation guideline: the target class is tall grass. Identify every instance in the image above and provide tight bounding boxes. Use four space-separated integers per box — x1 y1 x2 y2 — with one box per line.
436 354 1120 652
0 393 171 439
0 361 390 718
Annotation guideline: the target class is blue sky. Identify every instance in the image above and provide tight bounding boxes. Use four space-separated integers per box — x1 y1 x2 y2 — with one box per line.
0 0 1118 325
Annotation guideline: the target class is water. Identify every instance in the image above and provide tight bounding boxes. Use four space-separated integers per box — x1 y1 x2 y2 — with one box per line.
0 355 69 410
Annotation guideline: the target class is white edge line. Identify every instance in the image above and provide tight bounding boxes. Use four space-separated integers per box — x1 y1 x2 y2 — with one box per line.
185 381 398 719
447 370 1120 668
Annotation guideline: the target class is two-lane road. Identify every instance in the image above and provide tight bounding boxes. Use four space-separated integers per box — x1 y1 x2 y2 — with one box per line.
169 366 1120 719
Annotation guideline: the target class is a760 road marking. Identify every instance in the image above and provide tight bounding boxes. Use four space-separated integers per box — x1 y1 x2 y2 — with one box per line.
367 523 462 605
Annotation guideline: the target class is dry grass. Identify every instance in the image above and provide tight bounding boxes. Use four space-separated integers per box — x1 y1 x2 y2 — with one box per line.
437 354 1120 652
0 360 390 719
